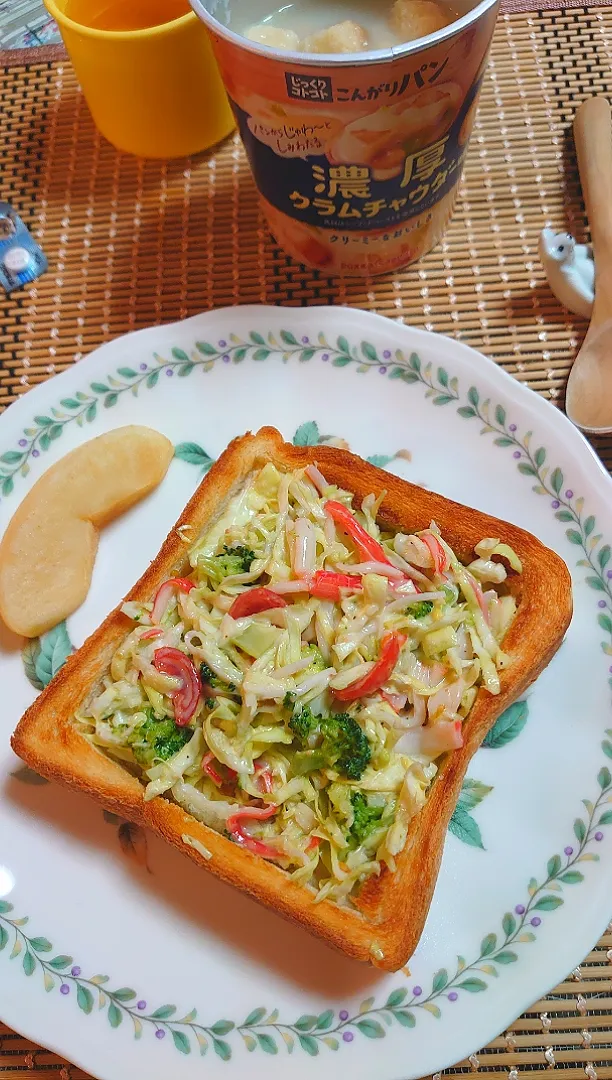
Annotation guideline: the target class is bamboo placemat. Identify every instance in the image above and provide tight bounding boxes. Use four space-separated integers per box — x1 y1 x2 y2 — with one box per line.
1 7 612 1079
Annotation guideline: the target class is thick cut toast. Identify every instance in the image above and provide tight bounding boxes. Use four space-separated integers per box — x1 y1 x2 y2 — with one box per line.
11 427 573 970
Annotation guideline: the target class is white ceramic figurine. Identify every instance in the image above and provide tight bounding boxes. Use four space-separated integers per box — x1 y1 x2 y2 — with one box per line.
538 228 595 319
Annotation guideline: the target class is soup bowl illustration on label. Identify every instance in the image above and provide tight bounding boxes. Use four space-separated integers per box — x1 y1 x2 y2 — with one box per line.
191 0 499 276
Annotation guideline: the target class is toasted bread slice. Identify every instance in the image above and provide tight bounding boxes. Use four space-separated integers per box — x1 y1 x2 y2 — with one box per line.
11 427 572 970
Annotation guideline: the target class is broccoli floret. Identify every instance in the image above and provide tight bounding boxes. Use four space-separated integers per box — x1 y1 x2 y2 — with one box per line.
407 600 433 618
348 791 384 848
289 707 371 780
283 691 296 710
321 712 371 780
289 703 318 742
130 712 191 766
197 544 256 587
200 663 220 689
200 663 235 694
221 544 256 572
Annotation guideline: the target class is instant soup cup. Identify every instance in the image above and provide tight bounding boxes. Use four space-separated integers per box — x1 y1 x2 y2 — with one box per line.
190 0 499 276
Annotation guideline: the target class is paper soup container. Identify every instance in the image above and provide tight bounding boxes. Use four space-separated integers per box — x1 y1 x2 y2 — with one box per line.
191 0 499 276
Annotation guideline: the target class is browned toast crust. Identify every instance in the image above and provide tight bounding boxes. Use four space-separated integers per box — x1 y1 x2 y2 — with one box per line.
11 427 573 970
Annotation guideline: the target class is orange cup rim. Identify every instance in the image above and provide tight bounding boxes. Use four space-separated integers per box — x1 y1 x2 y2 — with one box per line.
44 0 198 40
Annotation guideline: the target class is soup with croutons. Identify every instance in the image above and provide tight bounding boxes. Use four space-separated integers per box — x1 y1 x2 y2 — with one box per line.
241 0 461 53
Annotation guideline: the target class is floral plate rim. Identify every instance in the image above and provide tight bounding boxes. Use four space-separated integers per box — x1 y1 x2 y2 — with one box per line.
1 305 612 1080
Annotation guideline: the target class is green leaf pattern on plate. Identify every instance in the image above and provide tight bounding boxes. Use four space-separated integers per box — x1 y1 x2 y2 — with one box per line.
173 442 215 474
5 757 610 1058
0 336 451 496
4 331 612 1058
452 388 612 676
21 621 73 691
448 698 530 849
449 777 495 850
482 700 529 749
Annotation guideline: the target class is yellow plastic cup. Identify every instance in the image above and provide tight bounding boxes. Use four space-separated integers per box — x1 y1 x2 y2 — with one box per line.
45 0 235 158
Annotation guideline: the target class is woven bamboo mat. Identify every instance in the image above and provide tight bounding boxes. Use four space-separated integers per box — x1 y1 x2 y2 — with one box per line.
1 7 612 1079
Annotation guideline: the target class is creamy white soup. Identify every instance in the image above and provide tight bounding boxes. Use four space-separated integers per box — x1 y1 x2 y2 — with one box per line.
241 0 462 54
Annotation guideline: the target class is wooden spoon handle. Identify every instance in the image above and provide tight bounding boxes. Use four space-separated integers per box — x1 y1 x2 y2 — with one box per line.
574 96 612 327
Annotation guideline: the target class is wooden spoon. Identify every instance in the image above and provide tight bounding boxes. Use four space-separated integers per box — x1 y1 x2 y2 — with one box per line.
566 96 612 433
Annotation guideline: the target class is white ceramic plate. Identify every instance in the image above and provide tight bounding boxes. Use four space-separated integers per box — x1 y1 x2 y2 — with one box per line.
1 305 611 1080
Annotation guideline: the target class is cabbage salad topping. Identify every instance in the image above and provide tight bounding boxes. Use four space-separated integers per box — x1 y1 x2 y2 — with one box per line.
77 462 522 905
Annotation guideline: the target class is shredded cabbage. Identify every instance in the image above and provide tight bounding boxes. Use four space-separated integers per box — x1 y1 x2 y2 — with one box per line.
77 464 521 905
182 833 213 860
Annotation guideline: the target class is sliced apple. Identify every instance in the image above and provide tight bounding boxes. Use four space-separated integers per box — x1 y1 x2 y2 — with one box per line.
0 425 174 638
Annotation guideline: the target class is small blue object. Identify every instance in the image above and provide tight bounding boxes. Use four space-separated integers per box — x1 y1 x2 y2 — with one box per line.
0 202 48 295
